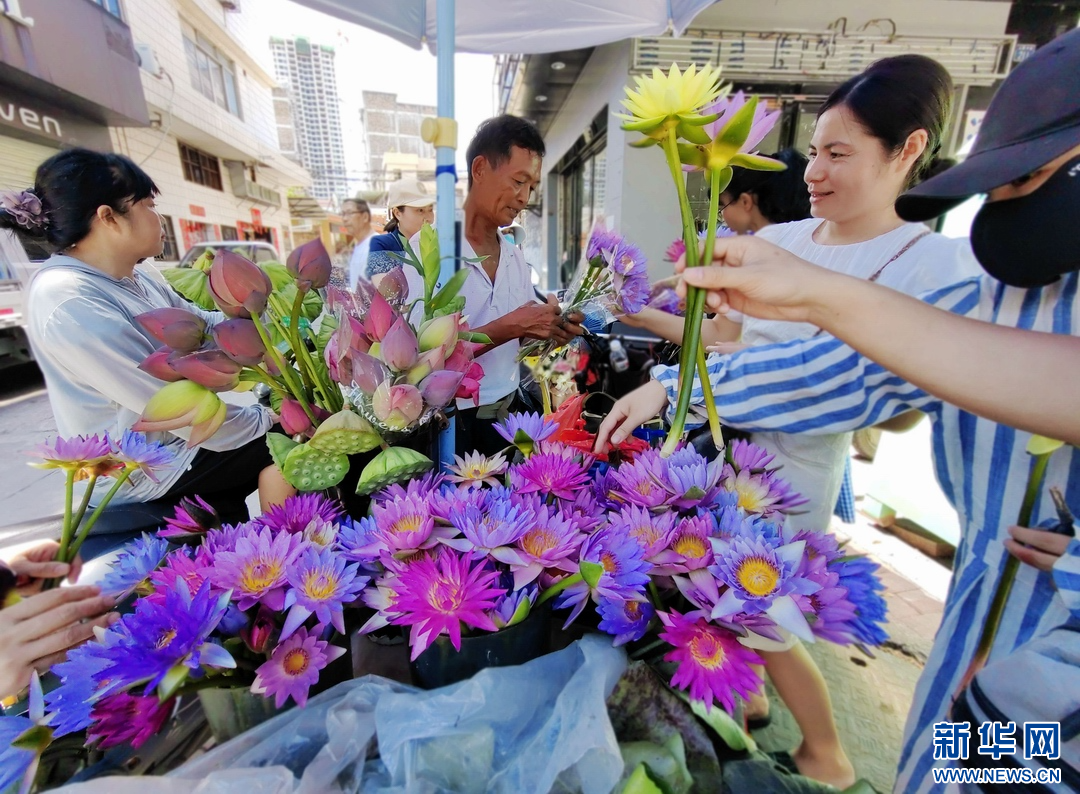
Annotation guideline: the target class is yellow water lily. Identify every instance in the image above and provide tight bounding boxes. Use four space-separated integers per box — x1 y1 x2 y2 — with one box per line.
1026 434 1065 456
619 63 725 146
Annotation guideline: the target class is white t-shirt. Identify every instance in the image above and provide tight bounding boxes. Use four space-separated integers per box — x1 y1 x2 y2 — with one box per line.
347 235 372 290
734 219 981 535
404 232 535 409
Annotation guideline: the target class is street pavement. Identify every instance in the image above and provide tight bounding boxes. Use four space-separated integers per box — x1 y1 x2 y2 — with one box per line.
0 365 948 792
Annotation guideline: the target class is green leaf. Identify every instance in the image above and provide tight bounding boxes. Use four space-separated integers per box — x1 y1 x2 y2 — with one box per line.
266 432 299 472
420 222 440 298
315 313 339 353
507 595 532 626
11 724 54 752
162 267 216 310
717 95 760 152
619 735 692 794
686 694 754 752
260 262 294 292
463 331 492 345
580 560 604 589
432 296 466 318
728 152 787 172
621 764 667 794
430 267 470 312
157 663 190 701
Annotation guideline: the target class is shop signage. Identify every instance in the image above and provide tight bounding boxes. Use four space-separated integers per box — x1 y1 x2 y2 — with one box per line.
0 92 111 149
189 205 206 217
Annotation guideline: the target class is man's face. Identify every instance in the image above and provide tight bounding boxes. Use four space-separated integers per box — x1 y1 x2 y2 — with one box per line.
342 202 370 239
987 143 1080 203
473 145 542 227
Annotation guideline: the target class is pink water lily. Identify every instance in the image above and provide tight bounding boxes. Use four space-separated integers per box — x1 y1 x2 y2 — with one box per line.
135 307 206 353
372 381 423 429
212 318 266 367
208 250 273 318
381 316 419 372
169 349 242 392
286 238 332 291
138 347 184 382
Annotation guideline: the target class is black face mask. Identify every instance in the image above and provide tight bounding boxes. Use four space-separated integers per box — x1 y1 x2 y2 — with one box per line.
971 153 1080 288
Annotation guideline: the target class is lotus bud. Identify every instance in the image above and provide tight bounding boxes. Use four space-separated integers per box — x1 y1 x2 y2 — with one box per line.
377 266 409 304
417 313 459 353
351 350 390 394
419 370 465 407
279 399 313 436
169 349 243 391
344 315 371 355
324 334 346 383
242 608 276 654
138 347 185 382
372 381 423 430
380 316 418 372
213 318 266 367
405 347 446 385
136 307 207 353
208 250 273 318
443 340 478 374
363 289 395 341
456 361 484 406
286 239 332 291
133 380 227 447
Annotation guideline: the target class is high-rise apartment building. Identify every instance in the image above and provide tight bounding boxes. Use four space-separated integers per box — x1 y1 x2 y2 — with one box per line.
270 37 348 202
361 91 436 193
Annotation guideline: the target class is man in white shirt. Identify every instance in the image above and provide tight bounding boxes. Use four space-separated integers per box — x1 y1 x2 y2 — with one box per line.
408 115 583 455
341 197 373 290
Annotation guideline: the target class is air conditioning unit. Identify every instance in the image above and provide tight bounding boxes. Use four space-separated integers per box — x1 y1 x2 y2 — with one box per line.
220 0 240 10
134 43 161 76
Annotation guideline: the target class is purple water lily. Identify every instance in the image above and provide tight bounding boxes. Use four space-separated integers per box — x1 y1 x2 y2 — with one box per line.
207 525 307 611
443 497 533 565
281 546 368 638
597 595 655 646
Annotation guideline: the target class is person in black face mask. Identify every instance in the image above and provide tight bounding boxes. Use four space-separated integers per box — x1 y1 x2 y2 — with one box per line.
596 28 1080 791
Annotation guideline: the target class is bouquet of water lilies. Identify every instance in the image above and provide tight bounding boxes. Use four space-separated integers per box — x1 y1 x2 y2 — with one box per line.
10 491 371 780
622 65 784 455
355 412 889 712
136 225 485 496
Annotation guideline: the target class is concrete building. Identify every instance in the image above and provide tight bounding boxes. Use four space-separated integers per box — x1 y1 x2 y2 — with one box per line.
270 36 349 203
103 0 309 263
360 91 436 193
497 0 1025 289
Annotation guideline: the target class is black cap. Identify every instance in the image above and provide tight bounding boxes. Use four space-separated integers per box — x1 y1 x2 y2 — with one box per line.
896 28 1080 222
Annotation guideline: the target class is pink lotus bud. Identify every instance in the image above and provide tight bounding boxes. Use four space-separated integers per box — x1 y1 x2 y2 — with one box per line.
456 361 484 406
417 314 459 353
351 350 390 394
138 347 185 382
136 308 207 353
405 347 446 385
377 266 409 303
380 316 418 372
169 350 242 391
242 608 276 654
343 315 371 355
363 290 395 341
419 370 465 407
443 340 479 374
208 250 273 318
212 319 266 366
372 381 423 430
286 239 332 291
279 399 313 436
133 380 227 448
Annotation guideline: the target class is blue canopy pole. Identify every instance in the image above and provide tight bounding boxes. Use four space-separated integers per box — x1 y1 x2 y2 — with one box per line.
435 0 457 471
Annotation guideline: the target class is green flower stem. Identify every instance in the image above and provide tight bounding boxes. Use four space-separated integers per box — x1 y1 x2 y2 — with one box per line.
956 449 1054 697
629 637 668 661
68 475 98 549
303 326 343 412
537 572 582 606
56 469 76 562
251 313 318 427
67 467 134 562
660 126 707 457
284 291 337 411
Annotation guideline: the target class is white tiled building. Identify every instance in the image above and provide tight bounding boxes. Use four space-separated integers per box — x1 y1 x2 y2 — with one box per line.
360 90 436 194
108 0 310 263
269 37 348 203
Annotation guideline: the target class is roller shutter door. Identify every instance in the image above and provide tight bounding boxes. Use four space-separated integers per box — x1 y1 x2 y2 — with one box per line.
0 136 59 192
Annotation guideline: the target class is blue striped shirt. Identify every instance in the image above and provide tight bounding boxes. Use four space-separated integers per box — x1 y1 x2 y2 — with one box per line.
654 272 1080 792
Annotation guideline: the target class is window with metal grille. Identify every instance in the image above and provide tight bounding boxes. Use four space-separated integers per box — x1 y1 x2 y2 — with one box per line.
182 21 241 117
220 225 239 241
160 215 179 260
179 143 223 191
89 0 123 19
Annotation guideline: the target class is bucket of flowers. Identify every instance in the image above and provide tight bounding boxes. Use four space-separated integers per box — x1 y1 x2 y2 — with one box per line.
352 412 890 708
135 225 486 503
30 489 377 767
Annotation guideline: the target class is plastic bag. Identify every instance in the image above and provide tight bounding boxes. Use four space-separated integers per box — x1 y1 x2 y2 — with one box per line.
57 636 627 794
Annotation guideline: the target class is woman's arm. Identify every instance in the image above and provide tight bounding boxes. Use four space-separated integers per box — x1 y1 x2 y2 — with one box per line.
679 235 1080 446
619 306 742 346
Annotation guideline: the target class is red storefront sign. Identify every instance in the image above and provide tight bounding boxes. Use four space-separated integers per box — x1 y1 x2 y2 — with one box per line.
189 204 206 217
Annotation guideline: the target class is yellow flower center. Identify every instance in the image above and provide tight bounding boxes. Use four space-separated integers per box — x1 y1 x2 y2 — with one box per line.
673 534 708 560
283 648 310 676
466 464 487 478
689 630 725 671
241 559 282 593
390 514 423 535
635 481 658 497
302 569 337 601
155 628 177 650
428 582 464 614
522 528 556 557
600 551 619 574
733 473 770 512
736 557 780 597
630 522 665 547
624 601 642 619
